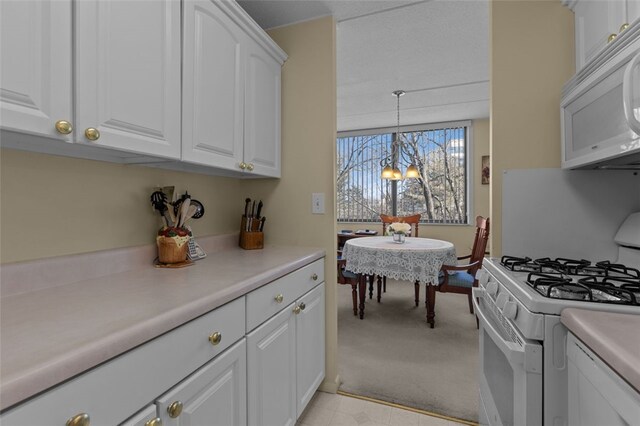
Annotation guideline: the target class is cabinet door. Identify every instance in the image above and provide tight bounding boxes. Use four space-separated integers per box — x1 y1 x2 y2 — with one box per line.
0 0 72 140
624 0 640 29
75 0 181 158
120 405 159 426
574 1 626 70
156 339 247 426
244 41 282 177
295 283 326 416
182 0 245 170
247 305 297 426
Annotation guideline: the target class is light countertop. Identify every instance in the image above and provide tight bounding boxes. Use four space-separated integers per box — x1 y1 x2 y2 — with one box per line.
0 244 324 411
561 308 640 393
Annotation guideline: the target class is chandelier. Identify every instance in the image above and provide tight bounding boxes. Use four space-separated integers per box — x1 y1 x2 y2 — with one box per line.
381 90 419 180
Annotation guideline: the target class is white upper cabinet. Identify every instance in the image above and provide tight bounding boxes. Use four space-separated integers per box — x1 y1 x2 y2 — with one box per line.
244 40 282 178
75 0 181 158
566 0 640 71
182 0 287 177
182 0 245 169
0 1 72 141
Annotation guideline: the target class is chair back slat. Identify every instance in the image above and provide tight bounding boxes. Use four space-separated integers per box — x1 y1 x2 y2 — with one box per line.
380 214 421 237
468 216 490 274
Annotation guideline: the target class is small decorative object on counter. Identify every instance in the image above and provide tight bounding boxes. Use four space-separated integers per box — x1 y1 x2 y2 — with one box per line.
157 227 191 264
388 222 411 244
150 188 206 265
240 197 265 250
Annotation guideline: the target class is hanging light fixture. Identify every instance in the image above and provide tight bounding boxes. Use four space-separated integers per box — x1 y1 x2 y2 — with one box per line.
381 90 419 180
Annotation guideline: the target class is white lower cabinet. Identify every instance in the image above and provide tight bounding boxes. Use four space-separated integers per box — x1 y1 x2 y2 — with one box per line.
156 339 247 426
247 283 326 426
567 333 640 426
0 258 325 426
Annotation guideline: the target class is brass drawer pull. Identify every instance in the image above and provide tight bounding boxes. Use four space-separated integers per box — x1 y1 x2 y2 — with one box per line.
84 127 100 141
311 273 318 281
208 331 222 345
167 401 183 418
275 294 284 303
145 418 162 426
293 305 302 315
66 413 90 426
608 33 617 43
55 120 73 135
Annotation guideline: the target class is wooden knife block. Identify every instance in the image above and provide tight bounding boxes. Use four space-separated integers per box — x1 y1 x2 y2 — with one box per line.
239 216 264 250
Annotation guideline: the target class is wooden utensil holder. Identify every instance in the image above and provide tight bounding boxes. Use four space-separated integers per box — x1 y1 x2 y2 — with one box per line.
239 216 264 250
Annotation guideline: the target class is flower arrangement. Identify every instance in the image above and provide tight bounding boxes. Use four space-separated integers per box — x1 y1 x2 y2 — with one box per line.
388 222 411 235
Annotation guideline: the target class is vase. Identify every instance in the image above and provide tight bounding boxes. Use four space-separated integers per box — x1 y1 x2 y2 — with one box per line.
393 232 406 244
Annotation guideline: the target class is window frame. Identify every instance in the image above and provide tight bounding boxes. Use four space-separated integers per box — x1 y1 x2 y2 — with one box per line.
337 120 474 226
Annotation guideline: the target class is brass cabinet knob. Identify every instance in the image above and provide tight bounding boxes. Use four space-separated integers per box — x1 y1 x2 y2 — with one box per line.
246 163 254 171
608 33 617 43
275 294 284 303
55 120 73 135
145 418 162 426
84 127 100 141
299 302 306 311
239 162 247 170
620 23 629 33
311 273 318 281
208 331 222 345
293 305 302 315
167 401 183 418
66 413 90 426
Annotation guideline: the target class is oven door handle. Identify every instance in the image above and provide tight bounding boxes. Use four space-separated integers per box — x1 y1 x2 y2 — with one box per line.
473 288 525 363
623 51 640 135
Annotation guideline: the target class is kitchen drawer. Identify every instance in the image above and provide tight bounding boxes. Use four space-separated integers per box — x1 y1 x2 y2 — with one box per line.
246 259 324 332
0 297 245 425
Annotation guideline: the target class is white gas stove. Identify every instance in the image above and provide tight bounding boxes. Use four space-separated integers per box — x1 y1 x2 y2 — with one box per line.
475 212 640 426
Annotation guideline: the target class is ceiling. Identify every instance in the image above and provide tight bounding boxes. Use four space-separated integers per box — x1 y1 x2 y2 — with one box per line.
238 0 489 132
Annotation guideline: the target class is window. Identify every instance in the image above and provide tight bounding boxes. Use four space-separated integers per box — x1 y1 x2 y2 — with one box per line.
337 121 470 224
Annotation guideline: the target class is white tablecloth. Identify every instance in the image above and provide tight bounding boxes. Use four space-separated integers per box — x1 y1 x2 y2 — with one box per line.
342 236 457 285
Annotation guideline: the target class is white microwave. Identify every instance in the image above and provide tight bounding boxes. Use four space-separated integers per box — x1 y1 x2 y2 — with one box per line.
561 27 640 169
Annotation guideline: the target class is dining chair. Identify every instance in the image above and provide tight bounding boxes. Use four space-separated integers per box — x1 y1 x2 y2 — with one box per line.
375 213 422 305
428 216 490 327
337 252 360 317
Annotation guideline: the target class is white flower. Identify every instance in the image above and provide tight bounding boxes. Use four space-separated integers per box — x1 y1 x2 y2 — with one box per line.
388 222 411 235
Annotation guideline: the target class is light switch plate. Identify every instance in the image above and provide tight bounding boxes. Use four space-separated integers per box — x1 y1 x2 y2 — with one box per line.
312 193 325 214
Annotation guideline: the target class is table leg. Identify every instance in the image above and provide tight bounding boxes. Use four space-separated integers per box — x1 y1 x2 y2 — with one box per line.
368 275 374 299
358 274 366 319
414 281 420 307
426 284 436 328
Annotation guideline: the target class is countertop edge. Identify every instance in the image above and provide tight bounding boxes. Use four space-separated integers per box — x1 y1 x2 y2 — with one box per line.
0 248 325 411
561 308 640 394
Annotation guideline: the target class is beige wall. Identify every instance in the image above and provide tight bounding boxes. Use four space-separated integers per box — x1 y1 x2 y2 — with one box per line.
244 16 340 392
490 0 574 256
0 149 243 263
339 118 490 256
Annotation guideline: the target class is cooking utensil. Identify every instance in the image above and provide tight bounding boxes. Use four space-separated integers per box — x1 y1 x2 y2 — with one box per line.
259 217 266 232
165 201 177 227
178 198 191 227
244 198 251 218
190 199 205 219
250 200 256 217
256 200 263 219
182 205 197 226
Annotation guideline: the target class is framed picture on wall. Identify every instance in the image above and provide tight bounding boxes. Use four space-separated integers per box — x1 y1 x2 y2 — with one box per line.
481 155 490 185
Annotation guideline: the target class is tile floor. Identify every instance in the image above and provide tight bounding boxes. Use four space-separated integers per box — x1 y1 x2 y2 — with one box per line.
296 392 473 426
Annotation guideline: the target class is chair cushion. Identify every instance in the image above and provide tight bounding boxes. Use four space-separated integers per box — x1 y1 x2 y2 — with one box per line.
342 269 358 279
438 270 475 288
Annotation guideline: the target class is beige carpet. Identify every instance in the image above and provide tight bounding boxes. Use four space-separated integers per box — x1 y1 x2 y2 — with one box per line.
337 279 479 422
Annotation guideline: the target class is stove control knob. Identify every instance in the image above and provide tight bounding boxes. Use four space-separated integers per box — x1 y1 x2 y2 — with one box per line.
486 282 498 297
496 292 509 309
502 301 518 320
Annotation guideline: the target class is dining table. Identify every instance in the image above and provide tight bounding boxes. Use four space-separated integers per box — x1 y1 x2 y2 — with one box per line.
342 236 457 326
